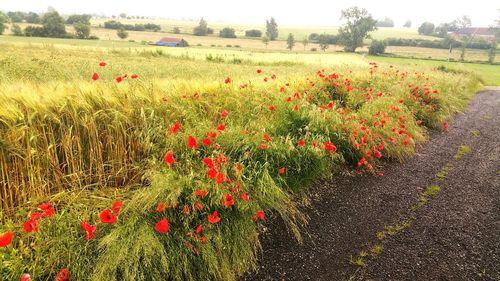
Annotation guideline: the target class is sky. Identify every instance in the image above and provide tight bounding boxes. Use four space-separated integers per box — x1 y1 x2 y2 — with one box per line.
1 0 498 27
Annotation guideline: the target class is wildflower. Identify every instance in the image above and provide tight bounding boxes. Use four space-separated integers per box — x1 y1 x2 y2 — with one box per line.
216 172 225 184
187 136 198 149
297 139 305 147
223 194 234 208
80 222 97 240
131 74 139 79
0 231 14 248
293 105 299 111
194 202 203 211
91 72 99 81
256 69 262 74
38 202 55 218
224 77 231 84
155 218 170 234
99 61 106 67
374 150 382 159
216 124 226 131
169 122 181 135
196 225 203 234
20 273 31 281
115 76 124 83
156 202 166 212
263 133 272 142
163 151 175 166
206 131 217 138
259 144 267 150
56 268 70 281
208 211 221 224
23 219 38 233
323 141 337 153
99 209 117 224
239 193 249 202
278 167 286 175
202 138 212 146
220 110 229 118
268 105 276 111
253 210 265 221
112 200 122 214
442 121 448 130
207 168 217 179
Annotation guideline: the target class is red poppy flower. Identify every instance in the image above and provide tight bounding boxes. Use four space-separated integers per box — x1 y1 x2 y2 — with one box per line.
223 194 234 208
263 77 268 82
235 163 242 172
271 74 276 80
155 218 170 234
442 121 448 130
256 69 262 74
196 224 203 234
239 193 249 202
293 105 299 111
263 133 272 142
220 110 229 118
187 136 198 149
99 209 117 224
253 210 265 221
194 202 203 211
80 222 97 240
216 124 226 131
99 61 106 67
115 76 124 83
169 122 181 135
207 168 217 179
198 236 207 243
357 158 367 167
131 74 139 79
23 219 38 233
206 131 217 138
224 77 231 84
202 138 212 146
0 231 14 248
208 211 221 224
156 202 166 212
56 268 70 281
216 172 225 185
91 72 99 81
112 200 122 214
20 273 31 281
268 105 276 111
163 150 175 166
278 167 286 174
297 139 305 147
29 212 44 221
214 143 221 150
374 150 382 159
323 141 337 153
259 144 267 150
194 189 208 197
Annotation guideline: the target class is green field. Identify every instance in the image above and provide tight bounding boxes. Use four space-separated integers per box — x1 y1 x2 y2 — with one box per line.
0 32 492 281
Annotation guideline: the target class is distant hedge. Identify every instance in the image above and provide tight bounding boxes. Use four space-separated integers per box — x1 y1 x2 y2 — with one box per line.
384 38 493 50
104 20 161 32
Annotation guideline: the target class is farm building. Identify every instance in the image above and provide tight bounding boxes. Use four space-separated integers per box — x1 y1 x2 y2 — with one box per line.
154 37 188 47
453 27 498 39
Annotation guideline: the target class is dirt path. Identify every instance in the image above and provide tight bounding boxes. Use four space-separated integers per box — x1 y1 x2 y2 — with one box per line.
245 89 500 281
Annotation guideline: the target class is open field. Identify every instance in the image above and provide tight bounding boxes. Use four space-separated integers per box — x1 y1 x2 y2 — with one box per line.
0 38 484 280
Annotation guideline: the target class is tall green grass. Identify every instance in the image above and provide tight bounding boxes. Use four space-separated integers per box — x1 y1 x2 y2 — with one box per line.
0 43 482 280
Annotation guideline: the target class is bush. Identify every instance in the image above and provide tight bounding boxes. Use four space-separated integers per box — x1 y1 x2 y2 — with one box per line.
368 40 386 55
24 26 46 37
245 29 262 37
310 47 317 51
220 27 237 38
173 27 180 34
11 24 23 36
418 22 435 35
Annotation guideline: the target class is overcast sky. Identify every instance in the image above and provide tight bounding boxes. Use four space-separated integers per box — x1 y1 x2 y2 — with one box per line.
1 0 498 27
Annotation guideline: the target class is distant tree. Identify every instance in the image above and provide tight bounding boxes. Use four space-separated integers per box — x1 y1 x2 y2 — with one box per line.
74 22 91 39
7 11 26 23
25 12 41 24
286 33 295 50
418 22 435 35
266 17 279 40
376 17 394 27
117 28 128 39
368 40 386 55
193 18 208 36
308 33 319 41
41 11 66 38
245 29 262 37
220 27 236 38
66 14 91 25
11 24 23 36
0 12 9 35
318 34 330 51
173 27 181 34
455 15 472 61
338 7 377 52
488 40 496 64
24 26 46 37
119 13 127 19
403 20 412 28
302 37 309 50
261 35 269 48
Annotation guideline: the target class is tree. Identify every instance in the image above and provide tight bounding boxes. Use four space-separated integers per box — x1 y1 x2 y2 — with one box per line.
403 20 412 28
219 27 236 38
66 14 91 25
418 22 435 35
302 37 309 50
74 22 91 39
261 36 269 48
286 33 295 50
7 11 26 23
173 27 180 34
117 28 128 40
245 29 262 37
193 18 208 36
0 12 9 35
338 7 377 52
266 17 279 40
119 13 127 19
368 40 386 55
455 15 472 61
41 11 66 38
318 34 330 51
376 17 394 27
11 24 23 36
25 12 40 24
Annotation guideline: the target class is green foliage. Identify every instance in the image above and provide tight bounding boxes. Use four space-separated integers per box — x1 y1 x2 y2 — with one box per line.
266 17 279 41
0 12 9 35
368 40 386 55
117 28 129 40
41 11 67 38
11 24 23 36
245 29 262 37
25 12 40 24
7 11 25 23
261 36 269 48
376 17 394 27
173 27 181 34
418 22 435 35
66 14 92 25
318 35 330 51
193 18 209 36
219 27 236 38
403 20 412 28
74 22 91 39
338 7 377 52
286 33 295 51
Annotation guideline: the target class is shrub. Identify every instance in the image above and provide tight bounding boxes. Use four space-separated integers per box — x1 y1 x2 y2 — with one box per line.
418 22 435 35
310 47 317 51
11 24 23 36
220 27 236 38
245 29 262 37
173 27 180 34
368 40 386 55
